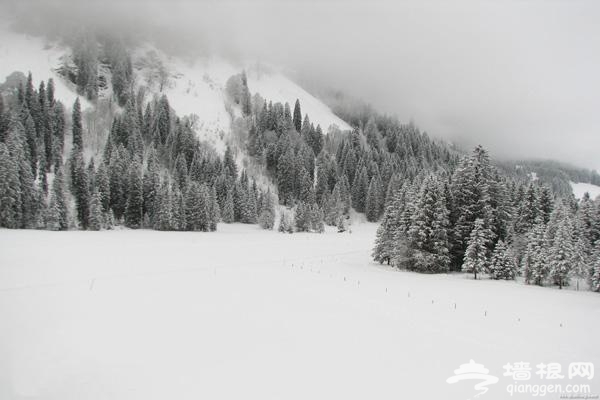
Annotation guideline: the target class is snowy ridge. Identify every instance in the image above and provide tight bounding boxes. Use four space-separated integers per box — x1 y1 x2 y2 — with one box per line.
246 65 352 133
0 25 352 156
0 22 86 109
132 46 239 155
570 181 600 200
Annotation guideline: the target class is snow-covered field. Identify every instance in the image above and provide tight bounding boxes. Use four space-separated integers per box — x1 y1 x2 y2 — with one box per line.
571 181 600 200
1 224 598 400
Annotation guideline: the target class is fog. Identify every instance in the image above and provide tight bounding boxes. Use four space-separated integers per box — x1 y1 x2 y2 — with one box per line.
5 0 600 171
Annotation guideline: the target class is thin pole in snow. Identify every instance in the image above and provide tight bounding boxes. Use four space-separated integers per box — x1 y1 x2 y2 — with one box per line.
453 303 456 310
89 278 95 291
484 310 487 317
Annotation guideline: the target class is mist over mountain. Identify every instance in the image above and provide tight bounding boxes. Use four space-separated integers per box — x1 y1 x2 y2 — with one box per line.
2 0 599 171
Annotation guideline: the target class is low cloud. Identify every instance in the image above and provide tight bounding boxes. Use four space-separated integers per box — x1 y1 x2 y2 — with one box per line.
5 0 600 170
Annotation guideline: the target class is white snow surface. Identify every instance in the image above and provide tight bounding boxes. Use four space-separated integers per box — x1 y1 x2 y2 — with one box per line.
0 22 85 109
1 223 598 400
246 66 352 133
571 181 600 200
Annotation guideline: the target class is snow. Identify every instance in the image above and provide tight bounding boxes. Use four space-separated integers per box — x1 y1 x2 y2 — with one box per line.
1 223 598 400
570 181 600 200
132 47 238 155
246 66 352 133
0 22 85 109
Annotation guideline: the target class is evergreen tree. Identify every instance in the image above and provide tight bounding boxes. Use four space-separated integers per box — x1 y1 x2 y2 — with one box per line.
0 143 21 228
462 218 493 279
49 166 69 230
351 166 369 213
70 150 90 229
88 188 103 230
365 176 383 222
125 158 143 228
548 218 574 289
293 99 302 132
72 98 83 149
258 190 276 229
489 240 516 280
222 189 235 223
404 176 451 272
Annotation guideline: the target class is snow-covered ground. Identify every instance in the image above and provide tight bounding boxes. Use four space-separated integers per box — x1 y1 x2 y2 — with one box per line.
1 223 598 400
571 181 600 200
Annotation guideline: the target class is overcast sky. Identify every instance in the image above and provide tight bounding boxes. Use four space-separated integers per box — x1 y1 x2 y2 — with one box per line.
8 0 600 171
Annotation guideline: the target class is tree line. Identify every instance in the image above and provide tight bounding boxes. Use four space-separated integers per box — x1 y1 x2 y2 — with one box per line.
372 145 600 292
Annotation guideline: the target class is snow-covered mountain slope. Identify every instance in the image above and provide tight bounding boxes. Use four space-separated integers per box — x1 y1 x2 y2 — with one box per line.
571 181 600 200
246 66 353 132
132 46 239 155
0 21 351 157
0 22 85 109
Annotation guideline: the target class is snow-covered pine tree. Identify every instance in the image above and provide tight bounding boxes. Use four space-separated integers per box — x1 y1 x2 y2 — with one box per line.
403 176 451 273
522 220 548 285
88 188 103 231
208 186 220 231
295 202 310 232
0 142 21 228
221 189 235 223
310 203 325 233
125 158 143 228
590 248 600 292
462 218 493 279
293 99 302 132
51 166 69 230
71 98 83 149
365 176 383 222
548 217 575 289
489 240 516 280
351 166 369 213
372 184 405 265
258 190 276 230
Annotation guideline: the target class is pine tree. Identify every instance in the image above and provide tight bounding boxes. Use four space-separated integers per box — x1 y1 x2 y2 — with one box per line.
70 150 90 229
222 189 235 223
404 176 451 272
293 99 302 132
72 98 83 149
365 176 383 222
295 202 311 232
125 158 143 228
310 203 325 233
489 240 516 280
372 186 404 265
0 143 21 228
462 218 493 279
223 145 237 179
208 186 220 231
88 188 103 230
49 166 69 230
258 190 276 229
590 249 600 292
548 218 574 289
351 166 368 213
